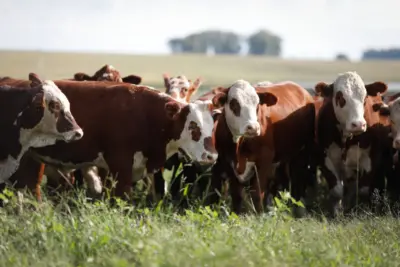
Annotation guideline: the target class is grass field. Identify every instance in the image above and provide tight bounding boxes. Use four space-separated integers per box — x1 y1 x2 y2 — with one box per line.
0 190 400 267
2 50 400 266
1 50 400 94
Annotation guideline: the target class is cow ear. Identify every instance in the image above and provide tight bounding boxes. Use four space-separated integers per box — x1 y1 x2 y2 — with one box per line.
211 87 229 108
165 101 181 119
366 81 388 96
74 72 92 81
185 77 202 102
258 92 277 107
163 73 171 92
122 75 142 85
315 82 333 97
29 73 43 88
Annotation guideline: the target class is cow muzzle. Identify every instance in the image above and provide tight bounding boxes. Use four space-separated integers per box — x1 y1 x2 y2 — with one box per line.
346 120 367 135
200 152 218 164
243 122 261 138
63 128 84 142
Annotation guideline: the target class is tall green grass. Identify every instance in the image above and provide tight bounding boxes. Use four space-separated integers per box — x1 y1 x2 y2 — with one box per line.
0 187 399 267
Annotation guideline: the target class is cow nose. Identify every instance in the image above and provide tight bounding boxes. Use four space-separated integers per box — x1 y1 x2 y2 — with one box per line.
72 129 83 141
201 152 217 163
244 124 260 137
349 121 366 134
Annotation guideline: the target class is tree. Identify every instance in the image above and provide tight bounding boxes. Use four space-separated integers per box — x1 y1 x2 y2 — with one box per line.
247 30 282 56
335 53 349 61
362 48 400 60
167 30 242 55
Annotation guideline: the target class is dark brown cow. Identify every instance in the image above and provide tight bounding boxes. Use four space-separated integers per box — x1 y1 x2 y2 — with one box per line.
74 64 142 85
374 95 400 208
0 74 83 197
207 81 316 215
1 78 218 201
314 71 389 217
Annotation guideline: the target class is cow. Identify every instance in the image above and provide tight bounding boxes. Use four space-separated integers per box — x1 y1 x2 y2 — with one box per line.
74 64 142 85
2 78 218 202
153 83 228 207
162 74 202 103
374 95 400 210
203 80 316 216
0 73 83 198
314 71 389 217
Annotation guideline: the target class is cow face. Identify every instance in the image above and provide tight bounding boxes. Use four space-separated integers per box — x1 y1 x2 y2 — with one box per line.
24 73 83 146
377 98 400 149
212 79 277 142
165 100 217 164
315 71 387 137
163 74 202 103
74 65 142 85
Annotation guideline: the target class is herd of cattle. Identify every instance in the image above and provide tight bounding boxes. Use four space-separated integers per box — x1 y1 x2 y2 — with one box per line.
2 64 400 218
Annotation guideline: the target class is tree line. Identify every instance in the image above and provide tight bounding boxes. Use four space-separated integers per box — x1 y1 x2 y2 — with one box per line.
362 48 400 60
167 30 282 57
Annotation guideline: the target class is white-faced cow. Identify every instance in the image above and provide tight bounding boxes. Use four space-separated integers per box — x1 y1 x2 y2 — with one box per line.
2 78 217 202
314 71 389 217
0 73 83 194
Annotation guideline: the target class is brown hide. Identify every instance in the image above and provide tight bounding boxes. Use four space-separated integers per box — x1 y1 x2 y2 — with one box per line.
210 82 316 214
3 78 195 200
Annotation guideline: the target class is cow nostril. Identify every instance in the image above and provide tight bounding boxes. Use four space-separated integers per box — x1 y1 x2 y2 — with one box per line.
246 125 255 132
351 122 359 128
207 154 214 161
74 131 83 140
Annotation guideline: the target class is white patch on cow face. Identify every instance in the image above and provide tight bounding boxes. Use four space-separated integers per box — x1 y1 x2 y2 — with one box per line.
132 151 148 182
224 80 260 142
21 81 83 150
102 72 113 79
166 76 191 103
332 72 367 136
344 145 371 180
388 99 400 149
231 160 255 183
168 101 218 164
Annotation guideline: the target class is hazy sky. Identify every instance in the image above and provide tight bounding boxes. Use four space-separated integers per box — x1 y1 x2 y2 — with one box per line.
1 0 399 60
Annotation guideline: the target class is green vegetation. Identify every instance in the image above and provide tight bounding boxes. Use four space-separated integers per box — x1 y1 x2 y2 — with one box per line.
0 188 399 267
1 51 400 266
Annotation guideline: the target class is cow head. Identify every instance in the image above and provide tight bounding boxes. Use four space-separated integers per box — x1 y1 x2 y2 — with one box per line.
22 73 83 146
163 74 202 103
212 79 277 142
315 71 387 137
74 65 142 85
165 99 217 165
376 97 400 149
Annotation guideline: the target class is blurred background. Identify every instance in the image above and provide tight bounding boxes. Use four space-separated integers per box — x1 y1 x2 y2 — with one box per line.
1 0 400 93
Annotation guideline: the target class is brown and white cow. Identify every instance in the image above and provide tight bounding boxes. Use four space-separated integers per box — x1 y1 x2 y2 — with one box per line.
3 78 217 201
74 64 142 85
0 73 83 188
163 74 202 104
314 71 389 217
205 81 316 215
374 95 400 207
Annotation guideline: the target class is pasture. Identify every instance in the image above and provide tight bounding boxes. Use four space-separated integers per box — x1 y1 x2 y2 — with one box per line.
1 50 400 267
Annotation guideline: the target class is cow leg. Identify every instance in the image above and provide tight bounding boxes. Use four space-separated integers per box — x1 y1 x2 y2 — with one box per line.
104 151 133 202
205 158 226 207
81 166 103 198
153 169 166 199
230 176 245 214
319 164 343 218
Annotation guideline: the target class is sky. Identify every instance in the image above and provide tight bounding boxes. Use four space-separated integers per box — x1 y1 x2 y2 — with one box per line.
0 0 399 60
